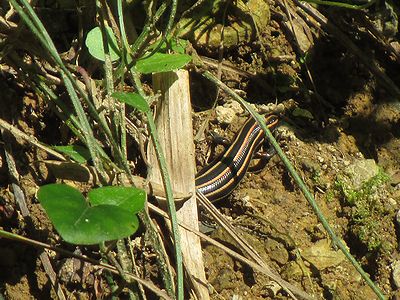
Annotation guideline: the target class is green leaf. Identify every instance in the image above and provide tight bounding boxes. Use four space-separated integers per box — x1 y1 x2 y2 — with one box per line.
135 53 191 74
112 92 150 112
53 145 91 164
88 186 145 214
85 26 120 62
37 184 145 245
170 39 188 54
148 38 188 54
292 108 314 120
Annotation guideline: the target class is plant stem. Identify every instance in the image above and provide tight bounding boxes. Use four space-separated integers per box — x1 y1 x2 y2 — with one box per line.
301 0 376 9
142 0 178 58
130 70 183 299
145 111 184 300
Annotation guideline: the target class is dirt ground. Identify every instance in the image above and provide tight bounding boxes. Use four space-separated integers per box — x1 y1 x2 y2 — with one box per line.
1 0 400 299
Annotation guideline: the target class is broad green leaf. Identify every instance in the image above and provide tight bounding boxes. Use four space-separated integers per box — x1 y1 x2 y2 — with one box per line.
292 108 314 120
135 53 191 74
112 92 150 113
85 26 120 62
88 186 145 214
37 184 143 245
148 38 188 54
53 145 91 164
170 39 188 54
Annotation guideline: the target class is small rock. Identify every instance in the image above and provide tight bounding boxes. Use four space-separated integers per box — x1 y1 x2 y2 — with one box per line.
215 106 236 124
341 159 379 190
301 239 345 270
264 281 281 297
249 103 258 112
343 160 351 167
223 100 244 115
390 171 400 186
301 158 320 173
393 290 400 300
246 0 270 30
392 260 400 289
210 267 236 291
265 239 289 266
355 152 364 159
258 103 284 114
388 198 397 206
282 260 310 280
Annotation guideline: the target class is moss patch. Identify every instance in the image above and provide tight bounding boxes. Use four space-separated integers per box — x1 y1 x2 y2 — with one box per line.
335 169 392 252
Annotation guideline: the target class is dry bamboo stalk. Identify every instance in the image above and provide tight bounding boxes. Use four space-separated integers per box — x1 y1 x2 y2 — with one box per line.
148 70 209 300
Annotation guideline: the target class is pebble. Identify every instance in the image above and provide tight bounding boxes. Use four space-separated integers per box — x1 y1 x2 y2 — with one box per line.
224 100 244 115
258 103 285 114
265 281 281 297
341 159 379 190
327 145 337 153
265 239 289 265
215 106 236 124
282 260 310 280
301 239 345 270
392 260 400 289
355 152 364 159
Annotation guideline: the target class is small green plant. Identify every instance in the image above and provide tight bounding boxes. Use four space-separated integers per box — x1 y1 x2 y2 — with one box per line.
37 184 145 245
85 26 121 62
85 26 191 73
52 145 91 164
9 1 190 299
335 170 390 252
336 170 389 206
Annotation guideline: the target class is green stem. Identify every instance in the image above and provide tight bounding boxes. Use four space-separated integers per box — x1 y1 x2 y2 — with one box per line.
300 0 376 9
11 0 107 178
130 69 182 299
12 0 131 177
129 2 168 61
145 111 184 300
116 0 130 160
202 70 386 300
142 0 177 58
97 0 128 164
